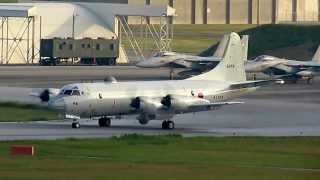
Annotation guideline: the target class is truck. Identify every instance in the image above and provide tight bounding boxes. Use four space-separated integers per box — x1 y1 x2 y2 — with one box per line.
39 37 119 66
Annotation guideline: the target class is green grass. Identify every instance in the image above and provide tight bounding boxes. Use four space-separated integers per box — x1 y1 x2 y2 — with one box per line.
0 0 17 2
0 102 58 122
240 24 320 57
0 135 319 180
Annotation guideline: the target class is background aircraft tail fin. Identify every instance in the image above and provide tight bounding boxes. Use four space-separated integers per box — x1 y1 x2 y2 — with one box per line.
188 32 246 83
312 45 320 62
212 34 229 58
241 35 249 62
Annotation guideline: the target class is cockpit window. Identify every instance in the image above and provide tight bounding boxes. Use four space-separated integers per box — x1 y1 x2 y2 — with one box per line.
59 86 82 96
64 90 72 95
72 90 81 96
153 52 164 57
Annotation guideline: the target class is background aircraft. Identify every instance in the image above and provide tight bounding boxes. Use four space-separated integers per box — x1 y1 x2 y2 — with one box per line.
246 46 320 84
136 35 249 77
32 32 282 129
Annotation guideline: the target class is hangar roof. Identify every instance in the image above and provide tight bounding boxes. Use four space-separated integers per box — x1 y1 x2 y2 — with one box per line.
88 3 176 17
0 5 36 17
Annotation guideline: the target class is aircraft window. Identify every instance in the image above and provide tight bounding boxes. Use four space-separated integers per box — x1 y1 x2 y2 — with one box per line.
110 44 114 51
64 90 72 95
96 44 101 50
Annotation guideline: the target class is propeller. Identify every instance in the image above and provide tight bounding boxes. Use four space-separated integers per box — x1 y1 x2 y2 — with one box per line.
39 89 50 102
130 97 141 109
161 95 172 108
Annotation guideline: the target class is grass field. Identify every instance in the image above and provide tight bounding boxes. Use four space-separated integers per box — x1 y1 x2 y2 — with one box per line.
172 24 256 54
0 135 319 180
0 103 58 122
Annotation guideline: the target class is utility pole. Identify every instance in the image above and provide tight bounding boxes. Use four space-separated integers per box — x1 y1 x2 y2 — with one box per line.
257 0 260 25
72 13 76 39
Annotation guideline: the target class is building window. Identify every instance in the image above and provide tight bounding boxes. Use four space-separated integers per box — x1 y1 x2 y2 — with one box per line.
81 44 85 48
69 44 73 50
110 44 114 51
87 44 91 48
59 44 63 50
96 44 100 50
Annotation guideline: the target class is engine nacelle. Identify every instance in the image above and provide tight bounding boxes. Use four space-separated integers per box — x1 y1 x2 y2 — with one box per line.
296 70 314 78
130 97 161 114
161 95 209 112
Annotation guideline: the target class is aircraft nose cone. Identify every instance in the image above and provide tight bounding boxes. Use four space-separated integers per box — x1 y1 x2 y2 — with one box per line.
48 98 65 112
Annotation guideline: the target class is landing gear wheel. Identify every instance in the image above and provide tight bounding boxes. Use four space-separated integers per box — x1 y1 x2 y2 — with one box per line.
291 78 298 84
98 117 111 127
307 78 313 85
72 122 80 129
162 120 175 130
167 121 175 129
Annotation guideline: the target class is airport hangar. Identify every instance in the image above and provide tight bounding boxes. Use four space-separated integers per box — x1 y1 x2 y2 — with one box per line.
0 2 175 64
33 0 320 24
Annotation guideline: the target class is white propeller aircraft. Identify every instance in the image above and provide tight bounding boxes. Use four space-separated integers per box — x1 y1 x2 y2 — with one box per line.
33 32 282 129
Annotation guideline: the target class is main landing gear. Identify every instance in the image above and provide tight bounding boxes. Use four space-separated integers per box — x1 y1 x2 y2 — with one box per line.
307 78 313 85
71 117 111 129
98 117 111 127
162 120 175 130
72 120 80 129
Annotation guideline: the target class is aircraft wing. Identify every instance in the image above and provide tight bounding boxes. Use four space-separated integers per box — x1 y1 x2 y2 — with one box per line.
131 95 244 115
187 101 244 112
183 56 222 62
284 61 320 69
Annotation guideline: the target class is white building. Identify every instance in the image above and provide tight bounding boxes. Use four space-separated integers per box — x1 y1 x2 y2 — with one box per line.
0 2 175 64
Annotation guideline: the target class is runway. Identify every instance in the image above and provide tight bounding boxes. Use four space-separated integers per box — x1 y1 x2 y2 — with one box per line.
0 66 175 88
0 66 319 140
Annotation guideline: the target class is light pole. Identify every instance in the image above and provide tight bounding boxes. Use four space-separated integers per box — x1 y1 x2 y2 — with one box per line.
72 12 78 64
72 12 78 39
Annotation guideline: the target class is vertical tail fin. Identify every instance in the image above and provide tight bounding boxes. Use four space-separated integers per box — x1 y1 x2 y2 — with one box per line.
312 45 320 62
241 35 249 62
188 32 246 83
213 34 229 58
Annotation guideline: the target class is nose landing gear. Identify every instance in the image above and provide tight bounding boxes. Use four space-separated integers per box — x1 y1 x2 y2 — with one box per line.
162 120 175 130
72 121 80 129
98 117 111 127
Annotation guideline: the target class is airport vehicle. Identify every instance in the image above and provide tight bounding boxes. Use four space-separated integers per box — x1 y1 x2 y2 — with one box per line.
246 46 320 84
32 33 282 129
136 35 249 77
40 37 119 66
